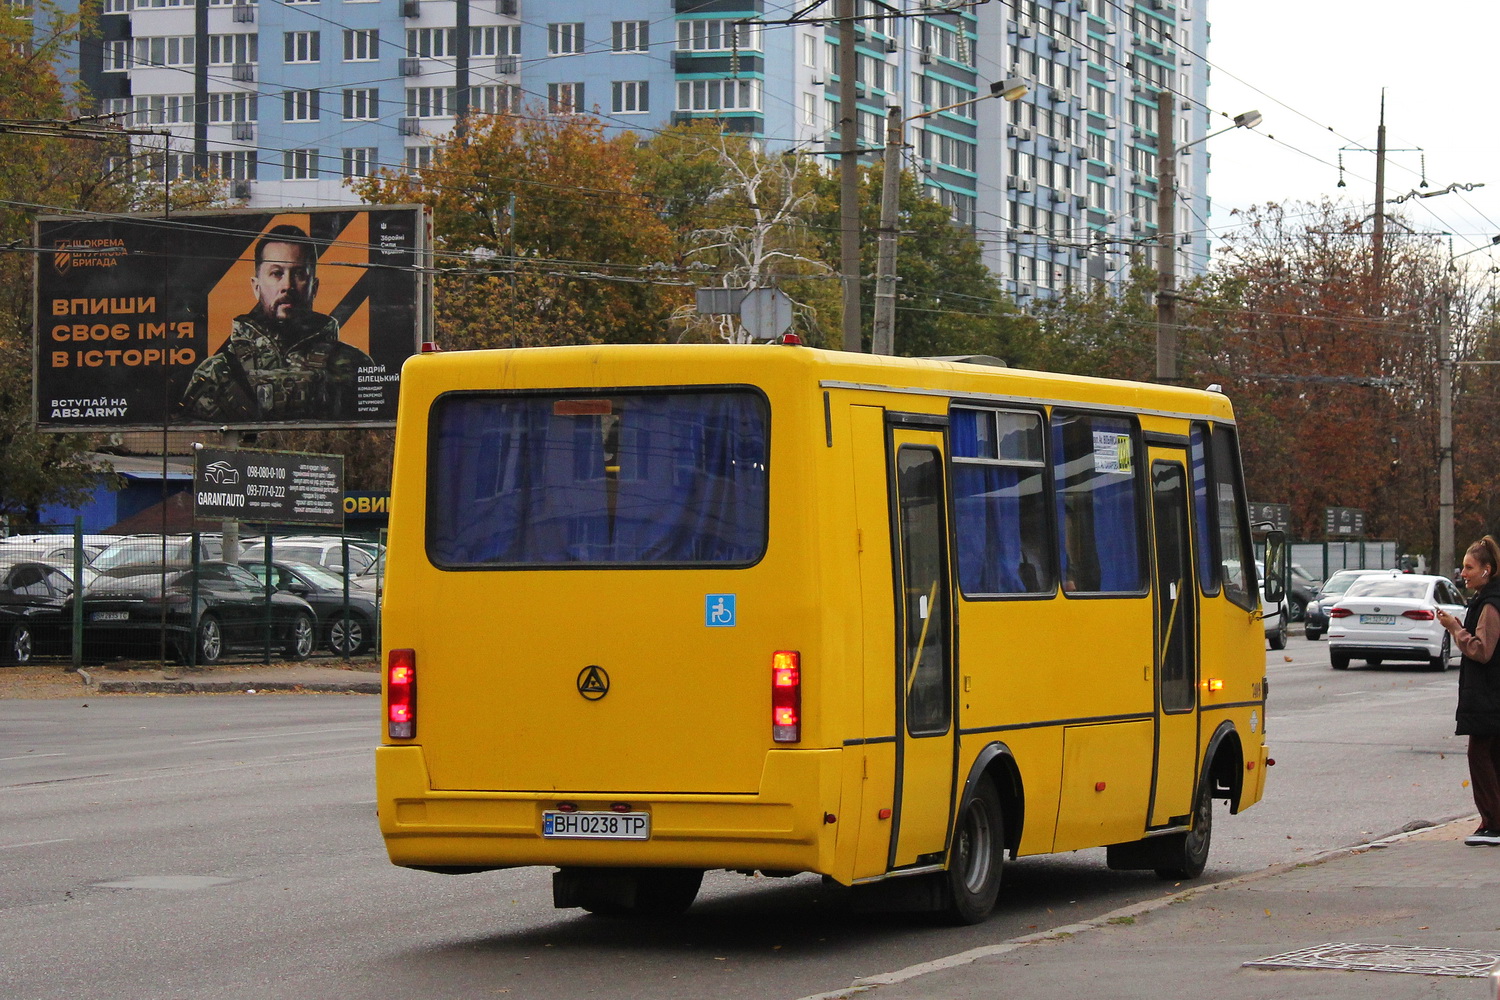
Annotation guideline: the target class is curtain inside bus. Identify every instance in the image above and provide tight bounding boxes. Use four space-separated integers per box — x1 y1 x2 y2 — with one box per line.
427 391 769 566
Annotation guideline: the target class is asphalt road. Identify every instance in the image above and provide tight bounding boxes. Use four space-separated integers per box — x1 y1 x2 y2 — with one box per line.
0 635 1472 1000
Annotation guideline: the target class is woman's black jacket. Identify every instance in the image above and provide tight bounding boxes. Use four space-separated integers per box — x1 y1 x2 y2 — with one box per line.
1456 581 1500 736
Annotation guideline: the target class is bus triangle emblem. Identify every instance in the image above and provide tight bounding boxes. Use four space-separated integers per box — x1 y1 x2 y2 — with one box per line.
577 665 610 701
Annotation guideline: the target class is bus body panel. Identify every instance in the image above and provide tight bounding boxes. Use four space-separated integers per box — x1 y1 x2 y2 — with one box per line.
377 344 1269 889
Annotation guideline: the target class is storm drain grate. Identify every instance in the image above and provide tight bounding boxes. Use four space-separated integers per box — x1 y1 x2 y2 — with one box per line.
1244 942 1500 978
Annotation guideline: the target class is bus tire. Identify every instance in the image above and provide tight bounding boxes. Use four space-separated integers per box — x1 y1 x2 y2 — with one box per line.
943 775 1005 924
1154 778 1212 881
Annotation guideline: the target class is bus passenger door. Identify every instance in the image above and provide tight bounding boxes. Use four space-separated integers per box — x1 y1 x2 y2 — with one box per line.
887 425 957 869
1148 455 1199 826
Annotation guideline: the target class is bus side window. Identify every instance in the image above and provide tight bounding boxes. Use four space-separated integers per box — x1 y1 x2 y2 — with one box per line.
1052 411 1144 595
950 406 1052 596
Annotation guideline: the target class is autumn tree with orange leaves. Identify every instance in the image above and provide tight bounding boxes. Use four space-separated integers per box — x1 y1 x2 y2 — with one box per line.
1179 200 1495 558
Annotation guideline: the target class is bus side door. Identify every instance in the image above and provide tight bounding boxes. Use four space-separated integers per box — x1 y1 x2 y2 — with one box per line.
1147 451 1200 825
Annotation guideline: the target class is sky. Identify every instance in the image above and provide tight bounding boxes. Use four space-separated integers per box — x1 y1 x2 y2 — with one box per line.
1203 1 1500 265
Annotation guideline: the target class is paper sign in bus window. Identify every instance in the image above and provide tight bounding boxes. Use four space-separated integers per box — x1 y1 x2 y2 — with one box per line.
1092 431 1133 474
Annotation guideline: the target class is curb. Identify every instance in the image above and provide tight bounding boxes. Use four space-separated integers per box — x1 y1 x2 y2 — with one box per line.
792 814 1478 1000
77 668 380 695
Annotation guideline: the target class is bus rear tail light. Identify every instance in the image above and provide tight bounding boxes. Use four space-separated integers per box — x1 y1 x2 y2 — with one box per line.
1403 609 1435 621
1329 607 1351 619
772 650 801 743
388 648 416 739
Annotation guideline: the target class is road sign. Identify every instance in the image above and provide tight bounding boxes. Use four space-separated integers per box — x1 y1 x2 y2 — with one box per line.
194 447 344 527
738 288 794 340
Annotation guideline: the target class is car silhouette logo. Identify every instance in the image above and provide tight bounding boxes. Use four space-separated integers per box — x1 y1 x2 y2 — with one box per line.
202 461 240 485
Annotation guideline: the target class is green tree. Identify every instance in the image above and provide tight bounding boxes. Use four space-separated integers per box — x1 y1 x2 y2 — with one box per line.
1024 259 1157 378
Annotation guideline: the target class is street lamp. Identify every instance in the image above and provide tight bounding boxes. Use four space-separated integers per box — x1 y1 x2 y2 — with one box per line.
870 77 1030 355
1155 99 1262 381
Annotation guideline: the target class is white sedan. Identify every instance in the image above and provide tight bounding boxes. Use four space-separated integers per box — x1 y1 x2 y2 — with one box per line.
1326 573 1469 671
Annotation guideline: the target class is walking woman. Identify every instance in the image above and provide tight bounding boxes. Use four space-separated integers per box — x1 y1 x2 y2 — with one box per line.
1436 535 1500 846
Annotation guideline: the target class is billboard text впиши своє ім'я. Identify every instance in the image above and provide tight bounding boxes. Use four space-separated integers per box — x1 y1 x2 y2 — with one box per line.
34 205 426 431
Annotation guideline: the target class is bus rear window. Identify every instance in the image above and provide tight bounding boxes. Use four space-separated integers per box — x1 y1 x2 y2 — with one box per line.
426 390 769 567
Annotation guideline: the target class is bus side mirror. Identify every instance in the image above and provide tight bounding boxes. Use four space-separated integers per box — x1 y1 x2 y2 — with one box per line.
1263 530 1287 605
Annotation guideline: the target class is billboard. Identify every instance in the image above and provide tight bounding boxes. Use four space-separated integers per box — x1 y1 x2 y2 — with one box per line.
35 205 427 431
194 447 344 527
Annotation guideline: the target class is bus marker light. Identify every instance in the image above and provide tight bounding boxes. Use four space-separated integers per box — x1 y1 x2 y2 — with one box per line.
878 808 891 820
556 802 577 813
387 649 415 740
1207 678 1224 692
1267 759 1276 767
772 651 801 742
823 813 837 824
1246 761 1256 770
1095 782 1106 792
610 803 632 813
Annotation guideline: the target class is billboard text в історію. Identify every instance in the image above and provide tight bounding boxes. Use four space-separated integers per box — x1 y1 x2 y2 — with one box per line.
35 205 426 431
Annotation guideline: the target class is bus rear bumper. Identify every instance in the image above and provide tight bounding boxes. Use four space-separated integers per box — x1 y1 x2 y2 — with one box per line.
376 745 844 875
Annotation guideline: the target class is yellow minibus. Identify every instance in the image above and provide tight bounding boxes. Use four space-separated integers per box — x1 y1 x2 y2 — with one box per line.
376 343 1283 923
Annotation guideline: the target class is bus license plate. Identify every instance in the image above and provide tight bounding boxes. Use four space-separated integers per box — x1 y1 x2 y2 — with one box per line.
543 811 650 840
1360 614 1395 625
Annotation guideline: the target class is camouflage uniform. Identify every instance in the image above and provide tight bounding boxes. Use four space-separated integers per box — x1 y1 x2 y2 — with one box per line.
180 308 373 422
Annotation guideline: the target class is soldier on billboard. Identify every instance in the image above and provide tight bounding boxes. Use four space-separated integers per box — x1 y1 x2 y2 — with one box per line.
180 224 373 422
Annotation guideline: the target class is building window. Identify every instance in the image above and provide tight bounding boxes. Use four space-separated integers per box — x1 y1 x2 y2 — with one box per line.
213 149 258 180
284 31 319 63
283 89 320 122
207 33 258 65
548 82 584 114
470 85 520 114
123 35 196 68
469 25 519 56
801 33 816 67
676 19 761 52
283 148 319 180
407 27 456 58
342 147 377 178
405 146 434 171
342 87 379 120
207 92 257 123
406 86 456 117
676 78 760 112
343 28 378 61
548 22 584 55
116 94 196 125
611 80 647 114
801 91 816 126
612 20 647 52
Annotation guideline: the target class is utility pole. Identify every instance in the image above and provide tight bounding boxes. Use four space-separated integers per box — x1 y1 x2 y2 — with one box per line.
837 0 862 352
1155 88 1178 382
872 106 902 356
1439 288 1453 578
1372 92 1387 289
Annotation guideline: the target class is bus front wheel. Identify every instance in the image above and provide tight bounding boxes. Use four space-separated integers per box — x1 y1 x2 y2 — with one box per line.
943 775 1005 924
1154 779 1213 881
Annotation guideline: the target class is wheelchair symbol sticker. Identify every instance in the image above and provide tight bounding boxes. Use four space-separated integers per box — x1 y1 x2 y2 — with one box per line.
705 594 737 627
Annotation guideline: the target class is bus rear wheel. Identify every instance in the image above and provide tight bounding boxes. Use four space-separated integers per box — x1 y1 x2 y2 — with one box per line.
943 775 1005 924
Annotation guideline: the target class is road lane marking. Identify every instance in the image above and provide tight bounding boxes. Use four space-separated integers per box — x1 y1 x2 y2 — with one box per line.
184 726 369 746
0 838 75 850
0 753 65 763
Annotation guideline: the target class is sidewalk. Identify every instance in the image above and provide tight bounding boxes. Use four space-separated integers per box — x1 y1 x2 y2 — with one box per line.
805 818 1500 1000
76 661 381 694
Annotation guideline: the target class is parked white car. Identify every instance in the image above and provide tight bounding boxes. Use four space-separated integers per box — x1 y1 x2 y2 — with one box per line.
1326 572 1468 671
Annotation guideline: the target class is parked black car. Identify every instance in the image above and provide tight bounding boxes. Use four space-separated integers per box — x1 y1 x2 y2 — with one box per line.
83 561 316 664
0 555 76 665
1304 568 1389 640
243 559 379 655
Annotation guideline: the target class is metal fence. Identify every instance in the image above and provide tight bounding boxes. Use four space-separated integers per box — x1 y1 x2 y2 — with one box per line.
0 523 383 668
